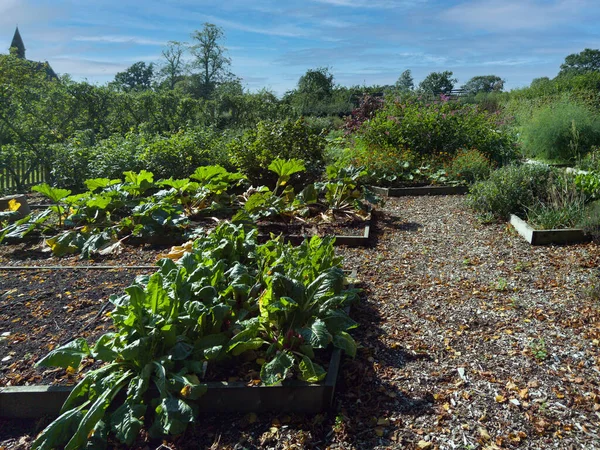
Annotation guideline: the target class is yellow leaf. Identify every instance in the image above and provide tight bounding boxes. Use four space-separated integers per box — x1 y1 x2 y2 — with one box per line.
7 199 20 211
479 427 491 441
495 395 506 403
417 440 433 449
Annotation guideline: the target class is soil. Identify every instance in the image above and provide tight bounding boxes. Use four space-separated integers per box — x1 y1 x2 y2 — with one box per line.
1 195 600 449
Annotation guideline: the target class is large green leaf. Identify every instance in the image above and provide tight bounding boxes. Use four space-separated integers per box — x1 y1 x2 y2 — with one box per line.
333 331 357 358
228 337 266 356
268 159 306 185
31 405 87 450
36 338 91 369
260 350 294 385
92 333 118 362
298 355 326 383
65 371 132 450
151 397 194 436
85 178 121 193
299 318 332 349
146 272 170 315
110 402 146 445
31 183 71 203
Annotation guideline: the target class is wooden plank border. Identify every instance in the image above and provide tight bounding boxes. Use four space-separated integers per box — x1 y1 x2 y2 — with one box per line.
509 214 591 246
370 185 468 197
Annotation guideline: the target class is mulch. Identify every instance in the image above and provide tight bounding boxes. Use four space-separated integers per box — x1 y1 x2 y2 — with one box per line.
1 195 599 449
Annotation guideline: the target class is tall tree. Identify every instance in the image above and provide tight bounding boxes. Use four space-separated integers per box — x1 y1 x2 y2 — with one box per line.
395 69 414 92
158 41 187 90
189 23 233 98
418 71 457 95
297 67 335 99
559 48 600 76
461 75 504 95
112 61 155 92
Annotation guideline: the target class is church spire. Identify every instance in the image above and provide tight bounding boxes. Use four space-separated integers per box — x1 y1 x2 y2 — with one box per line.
10 26 26 59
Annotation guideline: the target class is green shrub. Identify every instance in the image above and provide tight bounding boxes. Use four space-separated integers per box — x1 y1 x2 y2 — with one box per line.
138 129 216 179
87 133 143 180
467 164 552 219
446 148 494 184
578 147 600 172
343 139 421 187
357 98 518 165
49 130 96 189
578 200 600 240
520 99 600 161
228 118 326 185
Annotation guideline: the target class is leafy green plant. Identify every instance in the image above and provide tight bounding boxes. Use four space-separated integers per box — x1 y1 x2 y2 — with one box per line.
575 171 600 200
529 338 548 361
31 183 72 226
356 97 518 165
520 99 600 161
445 148 494 184
32 224 358 448
467 164 553 220
228 118 326 185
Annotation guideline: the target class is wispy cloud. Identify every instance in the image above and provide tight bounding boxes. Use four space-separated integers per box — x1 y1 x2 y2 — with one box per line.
442 0 589 32
202 14 309 38
73 35 165 46
311 0 422 8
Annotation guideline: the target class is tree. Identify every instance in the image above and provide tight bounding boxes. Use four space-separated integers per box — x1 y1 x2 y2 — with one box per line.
559 48 600 76
158 41 187 90
461 75 504 96
112 61 155 92
286 67 338 116
395 69 414 92
297 67 335 100
418 71 457 95
189 23 233 98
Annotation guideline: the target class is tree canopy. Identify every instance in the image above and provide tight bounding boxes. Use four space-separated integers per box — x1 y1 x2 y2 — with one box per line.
559 48 600 76
418 71 457 95
112 62 155 92
189 23 233 98
395 69 414 92
461 75 504 96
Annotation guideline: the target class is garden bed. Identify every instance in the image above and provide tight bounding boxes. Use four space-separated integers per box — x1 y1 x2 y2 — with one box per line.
256 214 372 247
3 196 600 449
370 185 468 197
510 214 591 245
0 347 343 418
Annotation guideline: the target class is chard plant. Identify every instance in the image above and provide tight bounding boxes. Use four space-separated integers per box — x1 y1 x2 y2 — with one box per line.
33 223 358 448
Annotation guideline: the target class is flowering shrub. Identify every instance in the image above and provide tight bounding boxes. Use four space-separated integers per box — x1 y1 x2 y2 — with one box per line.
356 97 518 164
343 94 385 134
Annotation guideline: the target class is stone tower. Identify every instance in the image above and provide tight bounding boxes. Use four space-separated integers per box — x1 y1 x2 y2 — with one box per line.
10 26 25 59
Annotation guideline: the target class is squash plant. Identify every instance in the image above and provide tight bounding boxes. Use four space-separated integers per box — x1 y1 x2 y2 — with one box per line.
32 223 358 449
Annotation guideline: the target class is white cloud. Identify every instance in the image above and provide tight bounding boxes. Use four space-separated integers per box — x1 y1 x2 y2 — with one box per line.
442 0 589 32
311 0 422 8
202 14 309 38
73 35 165 46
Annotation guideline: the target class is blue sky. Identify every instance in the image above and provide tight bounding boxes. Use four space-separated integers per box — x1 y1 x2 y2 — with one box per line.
2 0 599 95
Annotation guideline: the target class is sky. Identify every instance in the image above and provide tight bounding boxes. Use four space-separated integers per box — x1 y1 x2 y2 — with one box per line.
2 0 600 95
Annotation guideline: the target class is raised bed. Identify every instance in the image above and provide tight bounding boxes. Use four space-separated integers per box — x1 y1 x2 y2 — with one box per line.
0 266 358 419
0 348 343 418
370 185 468 197
509 214 591 246
256 214 372 247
